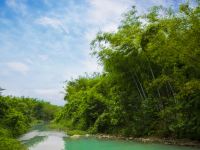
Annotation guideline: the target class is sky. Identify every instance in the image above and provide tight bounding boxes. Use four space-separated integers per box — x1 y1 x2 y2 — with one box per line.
0 0 194 105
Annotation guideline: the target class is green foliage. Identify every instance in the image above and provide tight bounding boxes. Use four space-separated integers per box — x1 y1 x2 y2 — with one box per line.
0 128 11 137
5 110 28 137
0 137 27 150
0 95 60 149
66 129 87 136
58 2 200 140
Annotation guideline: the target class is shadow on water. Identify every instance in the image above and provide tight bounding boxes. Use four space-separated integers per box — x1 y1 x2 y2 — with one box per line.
22 136 47 148
19 123 66 150
30 122 49 131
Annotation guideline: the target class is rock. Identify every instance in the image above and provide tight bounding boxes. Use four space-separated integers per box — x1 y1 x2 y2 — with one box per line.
141 138 151 143
70 135 81 139
85 134 90 137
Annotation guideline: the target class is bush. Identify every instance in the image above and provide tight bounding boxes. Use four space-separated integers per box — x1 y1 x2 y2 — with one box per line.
0 137 27 150
0 128 11 137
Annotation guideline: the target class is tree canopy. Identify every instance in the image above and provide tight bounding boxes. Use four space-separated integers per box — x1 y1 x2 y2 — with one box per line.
57 2 200 140
0 95 60 150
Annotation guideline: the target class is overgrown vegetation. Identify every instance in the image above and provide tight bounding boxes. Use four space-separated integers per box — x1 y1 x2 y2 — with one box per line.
0 95 60 150
56 2 200 140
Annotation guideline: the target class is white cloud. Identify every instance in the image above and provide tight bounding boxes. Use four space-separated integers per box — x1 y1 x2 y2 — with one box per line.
35 88 59 96
6 62 30 75
24 58 34 64
102 22 118 32
62 70 79 80
84 28 99 43
43 0 51 6
34 88 65 105
35 17 62 28
38 54 49 61
83 0 133 42
86 0 132 25
6 0 27 15
82 58 102 73
35 16 69 35
6 0 17 8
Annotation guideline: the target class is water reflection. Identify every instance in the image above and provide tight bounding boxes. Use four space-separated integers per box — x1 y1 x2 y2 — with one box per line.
19 130 67 150
22 136 47 147
19 129 199 150
29 134 65 150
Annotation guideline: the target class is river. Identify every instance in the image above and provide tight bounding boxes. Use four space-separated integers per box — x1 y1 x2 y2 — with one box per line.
19 125 199 150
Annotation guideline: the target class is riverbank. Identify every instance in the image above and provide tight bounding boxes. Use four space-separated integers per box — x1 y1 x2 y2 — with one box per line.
68 133 200 148
19 125 199 150
47 122 87 135
95 134 200 148
48 122 200 148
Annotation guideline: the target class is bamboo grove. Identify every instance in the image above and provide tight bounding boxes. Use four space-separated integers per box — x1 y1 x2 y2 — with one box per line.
56 3 200 140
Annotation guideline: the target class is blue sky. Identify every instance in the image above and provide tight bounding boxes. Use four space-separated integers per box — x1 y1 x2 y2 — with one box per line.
0 0 193 105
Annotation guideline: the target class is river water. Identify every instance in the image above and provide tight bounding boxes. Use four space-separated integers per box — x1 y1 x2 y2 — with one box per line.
19 126 199 150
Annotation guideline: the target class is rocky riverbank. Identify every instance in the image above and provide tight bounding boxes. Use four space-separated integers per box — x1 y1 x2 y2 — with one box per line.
95 134 200 147
68 133 200 148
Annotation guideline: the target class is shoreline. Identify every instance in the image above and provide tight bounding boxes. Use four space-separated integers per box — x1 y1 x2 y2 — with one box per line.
48 123 200 148
69 133 200 148
94 134 200 148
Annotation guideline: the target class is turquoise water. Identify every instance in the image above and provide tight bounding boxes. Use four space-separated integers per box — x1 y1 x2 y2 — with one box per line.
65 138 199 150
19 128 199 150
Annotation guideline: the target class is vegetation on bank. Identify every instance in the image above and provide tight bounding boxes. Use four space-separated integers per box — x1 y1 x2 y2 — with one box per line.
0 137 27 150
48 121 87 136
55 2 200 140
0 95 60 150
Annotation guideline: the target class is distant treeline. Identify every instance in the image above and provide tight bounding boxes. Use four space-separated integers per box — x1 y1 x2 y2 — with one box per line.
56 2 200 140
0 96 60 150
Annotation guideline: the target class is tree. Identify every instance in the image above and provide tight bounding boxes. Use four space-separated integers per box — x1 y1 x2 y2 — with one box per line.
0 87 5 96
58 2 200 139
